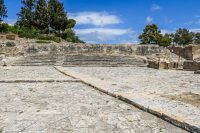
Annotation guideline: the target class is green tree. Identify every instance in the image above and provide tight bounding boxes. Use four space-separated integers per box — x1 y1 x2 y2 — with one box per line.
158 34 172 47
0 0 7 22
48 0 68 32
173 28 193 45
17 0 35 29
66 19 76 29
194 32 200 44
139 24 162 44
34 0 49 31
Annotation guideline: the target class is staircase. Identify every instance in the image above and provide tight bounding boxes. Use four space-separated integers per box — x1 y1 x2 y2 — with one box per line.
13 55 58 66
62 55 146 67
13 54 147 67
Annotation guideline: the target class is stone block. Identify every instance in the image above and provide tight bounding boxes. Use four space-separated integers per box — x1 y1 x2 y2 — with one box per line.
183 60 200 71
148 61 180 70
194 70 200 74
159 62 168 69
148 61 159 69
6 34 16 40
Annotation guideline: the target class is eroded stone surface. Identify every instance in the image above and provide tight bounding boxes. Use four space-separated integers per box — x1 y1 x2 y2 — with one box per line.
0 66 74 81
0 82 187 133
57 67 200 132
0 66 187 133
64 67 200 99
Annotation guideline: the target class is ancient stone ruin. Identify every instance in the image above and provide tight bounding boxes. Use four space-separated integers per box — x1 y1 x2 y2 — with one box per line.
0 35 200 133
0 34 200 71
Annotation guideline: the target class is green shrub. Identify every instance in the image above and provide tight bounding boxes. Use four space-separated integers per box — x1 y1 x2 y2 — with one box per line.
37 35 61 43
36 40 50 44
0 23 10 33
18 32 38 39
0 22 83 43
6 42 16 47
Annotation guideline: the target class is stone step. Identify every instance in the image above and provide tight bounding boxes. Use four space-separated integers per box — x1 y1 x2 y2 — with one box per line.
13 54 146 66
12 63 56 66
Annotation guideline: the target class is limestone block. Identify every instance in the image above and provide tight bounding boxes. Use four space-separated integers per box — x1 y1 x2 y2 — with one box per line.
194 70 200 74
148 61 159 69
159 62 168 69
6 34 16 40
183 60 200 71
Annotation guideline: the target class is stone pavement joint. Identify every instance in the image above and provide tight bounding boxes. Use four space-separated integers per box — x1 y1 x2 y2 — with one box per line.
55 66 200 133
0 79 81 83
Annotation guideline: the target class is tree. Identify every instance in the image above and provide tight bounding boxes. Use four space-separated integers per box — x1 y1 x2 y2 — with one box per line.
173 28 193 45
0 0 7 22
17 0 35 29
139 24 162 44
66 19 76 29
48 0 68 32
158 34 172 47
34 0 49 31
194 32 200 44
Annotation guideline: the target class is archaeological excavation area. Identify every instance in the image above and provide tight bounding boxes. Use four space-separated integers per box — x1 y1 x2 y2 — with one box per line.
0 66 195 133
0 37 200 133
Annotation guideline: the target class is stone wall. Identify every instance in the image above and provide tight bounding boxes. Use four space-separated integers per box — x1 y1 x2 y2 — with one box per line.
168 45 200 60
148 61 179 70
25 44 168 56
183 60 200 71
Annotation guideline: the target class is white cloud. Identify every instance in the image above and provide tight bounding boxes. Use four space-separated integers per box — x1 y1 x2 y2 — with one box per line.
161 29 200 34
119 40 139 45
69 12 122 26
190 29 200 33
161 29 174 35
4 19 17 25
75 28 133 43
146 16 153 23
75 28 131 36
151 4 161 11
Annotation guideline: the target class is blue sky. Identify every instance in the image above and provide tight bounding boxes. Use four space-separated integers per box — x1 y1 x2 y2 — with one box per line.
4 0 200 44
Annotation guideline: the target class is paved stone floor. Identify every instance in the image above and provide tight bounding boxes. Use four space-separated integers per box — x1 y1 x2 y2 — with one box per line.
56 67 200 132
66 67 199 98
0 66 188 133
0 67 73 81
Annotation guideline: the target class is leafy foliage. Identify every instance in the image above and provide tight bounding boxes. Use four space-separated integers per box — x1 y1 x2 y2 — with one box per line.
0 0 7 22
173 28 193 45
37 35 61 43
139 24 172 47
34 0 49 31
138 24 199 46
15 0 83 43
48 0 68 32
139 24 162 45
17 0 35 29
35 40 51 44
158 34 172 47
0 22 9 32
193 33 200 44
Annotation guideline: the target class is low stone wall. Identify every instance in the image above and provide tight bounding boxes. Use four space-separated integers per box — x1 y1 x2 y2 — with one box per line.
148 61 179 69
183 60 200 71
168 45 200 60
26 44 168 56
